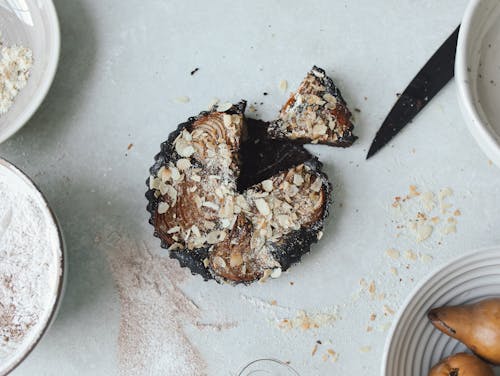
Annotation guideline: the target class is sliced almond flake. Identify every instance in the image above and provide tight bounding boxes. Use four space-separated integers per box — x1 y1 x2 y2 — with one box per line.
203 258 210 268
259 269 273 283
217 102 233 112
255 198 271 216
157 202 170 214
270 268 282 279
287 185 299 197
310 178 323 192
317 231 323 240
202 201 220 211
229 252 243 267
404 250 417 261
170 167 181 181
439 187 453 200
323 93 337 104
181 129 192 141
167 226 181 234
174 96 190 103
383 305 395 315
293 173 304 186
168 242 183 251
191 225 201 238
175 138 195 157
442 224 457 235
158 166 170 182
279 79 288 92
312 123 328 136
415 223 433 242
194 195 202 208
440 202 452 214
206 231 223 244
159 182 169 196
261 180 273 192
420 254 433 263
379 323 391 332
385 248 400 259
204 220 216 230
175 158 191 171
166 186 178 204
223 113 232 127
149 176 161 190
420 191 435 212
212 256 226 269
191 174 201 182
207 98 219 110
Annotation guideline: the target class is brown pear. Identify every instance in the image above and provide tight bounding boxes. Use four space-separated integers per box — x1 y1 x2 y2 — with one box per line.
428 353 494 376
428 298 500 364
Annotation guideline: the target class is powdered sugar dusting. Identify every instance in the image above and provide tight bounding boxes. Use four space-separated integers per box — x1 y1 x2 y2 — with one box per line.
100 231 207 376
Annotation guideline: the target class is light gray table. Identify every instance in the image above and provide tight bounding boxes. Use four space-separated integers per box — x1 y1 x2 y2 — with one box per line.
5 1 498 375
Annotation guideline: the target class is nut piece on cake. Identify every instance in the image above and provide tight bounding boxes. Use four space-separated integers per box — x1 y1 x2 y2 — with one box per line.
268 66 357 147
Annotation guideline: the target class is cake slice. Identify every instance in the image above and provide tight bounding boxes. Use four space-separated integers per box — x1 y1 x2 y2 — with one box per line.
268 66 357 147
146 102 246 255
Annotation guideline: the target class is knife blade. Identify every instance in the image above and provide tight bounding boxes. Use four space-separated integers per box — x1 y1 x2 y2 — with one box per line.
366 26 460 159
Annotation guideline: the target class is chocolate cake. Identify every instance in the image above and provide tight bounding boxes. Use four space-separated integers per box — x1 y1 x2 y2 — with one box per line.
268 66 357 147
146 67 355 284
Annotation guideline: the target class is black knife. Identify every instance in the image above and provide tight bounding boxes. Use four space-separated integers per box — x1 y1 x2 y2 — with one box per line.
366 26 460 159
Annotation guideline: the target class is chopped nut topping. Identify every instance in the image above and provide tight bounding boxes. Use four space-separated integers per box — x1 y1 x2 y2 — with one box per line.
157 202 170 214
261 179 273 192
254 198 271 216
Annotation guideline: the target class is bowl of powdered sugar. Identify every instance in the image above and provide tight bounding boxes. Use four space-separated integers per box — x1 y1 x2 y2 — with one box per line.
0 158 65 375
0 0 60 144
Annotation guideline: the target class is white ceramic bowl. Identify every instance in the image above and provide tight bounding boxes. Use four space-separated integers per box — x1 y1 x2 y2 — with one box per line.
456 0 500 167
0 0 60 144
382 247 500 375
0 158 65 376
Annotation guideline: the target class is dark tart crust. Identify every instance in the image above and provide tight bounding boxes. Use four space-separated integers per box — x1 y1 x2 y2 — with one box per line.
268 66 357 147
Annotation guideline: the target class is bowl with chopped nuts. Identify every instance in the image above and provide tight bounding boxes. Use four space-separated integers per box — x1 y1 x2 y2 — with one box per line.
0 0 60 144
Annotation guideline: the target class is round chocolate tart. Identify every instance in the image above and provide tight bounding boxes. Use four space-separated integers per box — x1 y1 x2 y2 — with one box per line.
147 67 355 284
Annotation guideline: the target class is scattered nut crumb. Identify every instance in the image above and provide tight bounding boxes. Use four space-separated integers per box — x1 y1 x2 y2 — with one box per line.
420 254 433 263
279 79 288 92
385 248 400 259
383 305 395 316
404 250 417 261
174 96 190 103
